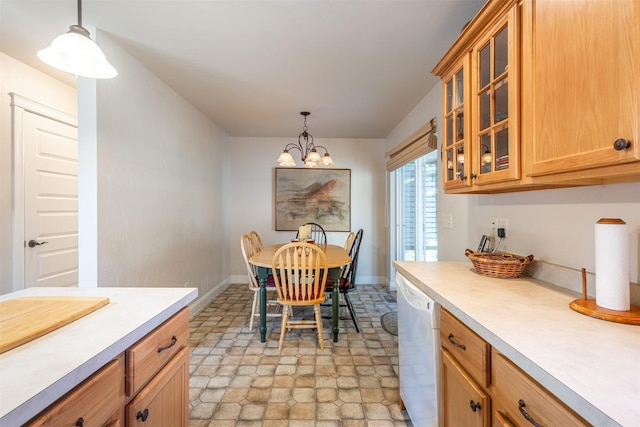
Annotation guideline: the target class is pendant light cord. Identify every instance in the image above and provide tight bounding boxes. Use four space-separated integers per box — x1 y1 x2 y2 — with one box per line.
77 0 82 27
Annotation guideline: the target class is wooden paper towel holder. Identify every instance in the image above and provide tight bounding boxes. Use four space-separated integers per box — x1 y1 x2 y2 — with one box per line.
569 268 640 325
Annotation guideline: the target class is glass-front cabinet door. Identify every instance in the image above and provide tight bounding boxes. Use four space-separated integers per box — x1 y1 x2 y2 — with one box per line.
441 55 471 190
471 5 520 186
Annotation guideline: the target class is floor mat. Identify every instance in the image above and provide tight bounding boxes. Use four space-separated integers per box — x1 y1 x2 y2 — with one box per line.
381 311 398 336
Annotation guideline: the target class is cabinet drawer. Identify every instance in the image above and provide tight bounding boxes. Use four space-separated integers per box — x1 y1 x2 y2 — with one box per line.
492 349 590 427
126 307 189 396
126 346 189 427
27 355 124 427
440 308 491 388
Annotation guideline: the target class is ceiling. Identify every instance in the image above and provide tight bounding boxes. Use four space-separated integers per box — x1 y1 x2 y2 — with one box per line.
0 0 485 138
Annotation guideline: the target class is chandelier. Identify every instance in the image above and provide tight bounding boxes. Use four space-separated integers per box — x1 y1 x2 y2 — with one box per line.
277 112 334 168
38 0 117 79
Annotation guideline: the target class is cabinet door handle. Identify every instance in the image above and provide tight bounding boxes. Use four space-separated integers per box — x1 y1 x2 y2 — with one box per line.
136 408 149 422
518 399 543 427
447 333 466 350
157 335 177 353
75 417 84 427
469 400 481 412
613 138 631 151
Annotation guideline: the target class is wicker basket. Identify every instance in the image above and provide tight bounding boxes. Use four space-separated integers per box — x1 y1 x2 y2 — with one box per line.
464 249 534 278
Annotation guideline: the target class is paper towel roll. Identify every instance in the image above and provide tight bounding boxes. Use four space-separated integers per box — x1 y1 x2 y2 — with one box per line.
595 218 630 311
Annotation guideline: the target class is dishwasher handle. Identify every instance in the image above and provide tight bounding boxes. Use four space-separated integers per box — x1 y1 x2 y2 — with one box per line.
396 273 435 313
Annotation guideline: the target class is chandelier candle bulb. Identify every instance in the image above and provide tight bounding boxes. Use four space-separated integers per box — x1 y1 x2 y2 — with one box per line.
595 218 630 311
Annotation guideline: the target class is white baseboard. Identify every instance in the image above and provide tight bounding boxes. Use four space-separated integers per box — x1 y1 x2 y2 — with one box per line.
188 279 232 317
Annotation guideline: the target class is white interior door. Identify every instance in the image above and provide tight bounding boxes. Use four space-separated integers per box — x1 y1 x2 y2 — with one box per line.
23 110 79 287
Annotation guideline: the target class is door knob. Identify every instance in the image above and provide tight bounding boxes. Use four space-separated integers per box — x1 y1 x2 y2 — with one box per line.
28 240 48 248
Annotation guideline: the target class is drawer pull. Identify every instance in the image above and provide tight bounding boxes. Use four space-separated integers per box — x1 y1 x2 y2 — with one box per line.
75 417 84 427
136 408 149 422
469 400 482 412
157 335 177 353
518 399 543 427
448 333 466 350
613 138 631 151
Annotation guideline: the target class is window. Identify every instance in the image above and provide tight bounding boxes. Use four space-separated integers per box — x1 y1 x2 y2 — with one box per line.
395 151 438 261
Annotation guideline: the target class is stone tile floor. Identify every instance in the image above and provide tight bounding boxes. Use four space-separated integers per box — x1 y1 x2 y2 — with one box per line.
188 283 413 426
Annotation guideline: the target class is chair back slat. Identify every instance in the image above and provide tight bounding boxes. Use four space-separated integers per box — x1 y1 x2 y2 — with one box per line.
272 243 327 304
249 230 264 252
342 228 363 283
295 222 327 245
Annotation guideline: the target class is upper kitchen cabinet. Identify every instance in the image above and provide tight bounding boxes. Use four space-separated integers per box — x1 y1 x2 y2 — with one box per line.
434 0 523 194
522 0 640 184
434 0 639 194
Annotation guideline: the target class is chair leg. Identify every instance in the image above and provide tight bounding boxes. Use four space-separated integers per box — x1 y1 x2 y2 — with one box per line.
343 292 360 333
314 304 324 350
279 304 290 351
249 290 259 331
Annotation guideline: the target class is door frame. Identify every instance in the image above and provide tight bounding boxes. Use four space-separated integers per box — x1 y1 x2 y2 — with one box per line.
10 93 78 291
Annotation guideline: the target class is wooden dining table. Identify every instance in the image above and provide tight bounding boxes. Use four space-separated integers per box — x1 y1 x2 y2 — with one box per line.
249 243 351 343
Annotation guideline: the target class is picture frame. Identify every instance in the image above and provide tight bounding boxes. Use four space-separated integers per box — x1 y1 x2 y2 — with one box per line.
275 168 351 231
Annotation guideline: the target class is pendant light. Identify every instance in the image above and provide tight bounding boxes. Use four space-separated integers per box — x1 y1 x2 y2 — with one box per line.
277 112 334 168
38 0 117 79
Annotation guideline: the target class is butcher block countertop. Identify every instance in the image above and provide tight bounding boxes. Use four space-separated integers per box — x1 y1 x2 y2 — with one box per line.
394 261 639 427
0 286 197 426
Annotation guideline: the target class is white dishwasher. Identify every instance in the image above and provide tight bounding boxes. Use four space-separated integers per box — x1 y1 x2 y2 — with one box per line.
396 271 439 427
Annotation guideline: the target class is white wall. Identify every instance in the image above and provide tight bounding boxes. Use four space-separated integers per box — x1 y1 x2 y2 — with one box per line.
387 84 640 294
0 53 77 295
81 32 231 307
229 137 387 285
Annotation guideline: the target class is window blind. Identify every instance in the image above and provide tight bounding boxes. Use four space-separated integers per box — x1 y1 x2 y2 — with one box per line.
386 117 438 171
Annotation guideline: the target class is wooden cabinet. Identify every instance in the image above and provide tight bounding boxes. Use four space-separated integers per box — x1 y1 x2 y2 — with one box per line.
26 308 190 427
126 308 190 397
523 0 640 184
434 0 640 193
439 308 491 427
126 346 189 427
435 0 523 193
26 356 125 427
441 348 491 427
440 308 591 426
470 5 521 188
491 348 590 426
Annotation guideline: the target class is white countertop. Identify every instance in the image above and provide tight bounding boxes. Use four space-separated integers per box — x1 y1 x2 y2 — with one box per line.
0 286 197 427
394 261 639 427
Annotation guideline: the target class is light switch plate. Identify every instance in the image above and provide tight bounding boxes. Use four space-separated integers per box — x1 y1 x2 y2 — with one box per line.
442 213 453 229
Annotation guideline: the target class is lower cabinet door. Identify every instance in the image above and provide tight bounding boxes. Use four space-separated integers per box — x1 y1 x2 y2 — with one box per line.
126 346 189 427
441 348 490 427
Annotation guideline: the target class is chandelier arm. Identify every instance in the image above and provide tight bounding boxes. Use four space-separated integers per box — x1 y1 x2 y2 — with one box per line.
312 144 330 154
283 142 304 154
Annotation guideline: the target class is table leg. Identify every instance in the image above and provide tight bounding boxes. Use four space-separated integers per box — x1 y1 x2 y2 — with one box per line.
257 266 267 343
330 267 340 342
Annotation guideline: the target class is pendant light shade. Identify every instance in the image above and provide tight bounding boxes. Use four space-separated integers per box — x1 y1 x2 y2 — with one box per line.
38 1 117 79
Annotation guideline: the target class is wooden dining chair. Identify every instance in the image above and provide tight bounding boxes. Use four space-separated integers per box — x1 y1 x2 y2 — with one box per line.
240 233 281 331
295 222 327 245
325 228 363 332
271 242 328 350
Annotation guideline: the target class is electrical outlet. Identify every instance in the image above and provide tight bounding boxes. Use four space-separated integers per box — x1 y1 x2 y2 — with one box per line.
491 217 508 236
